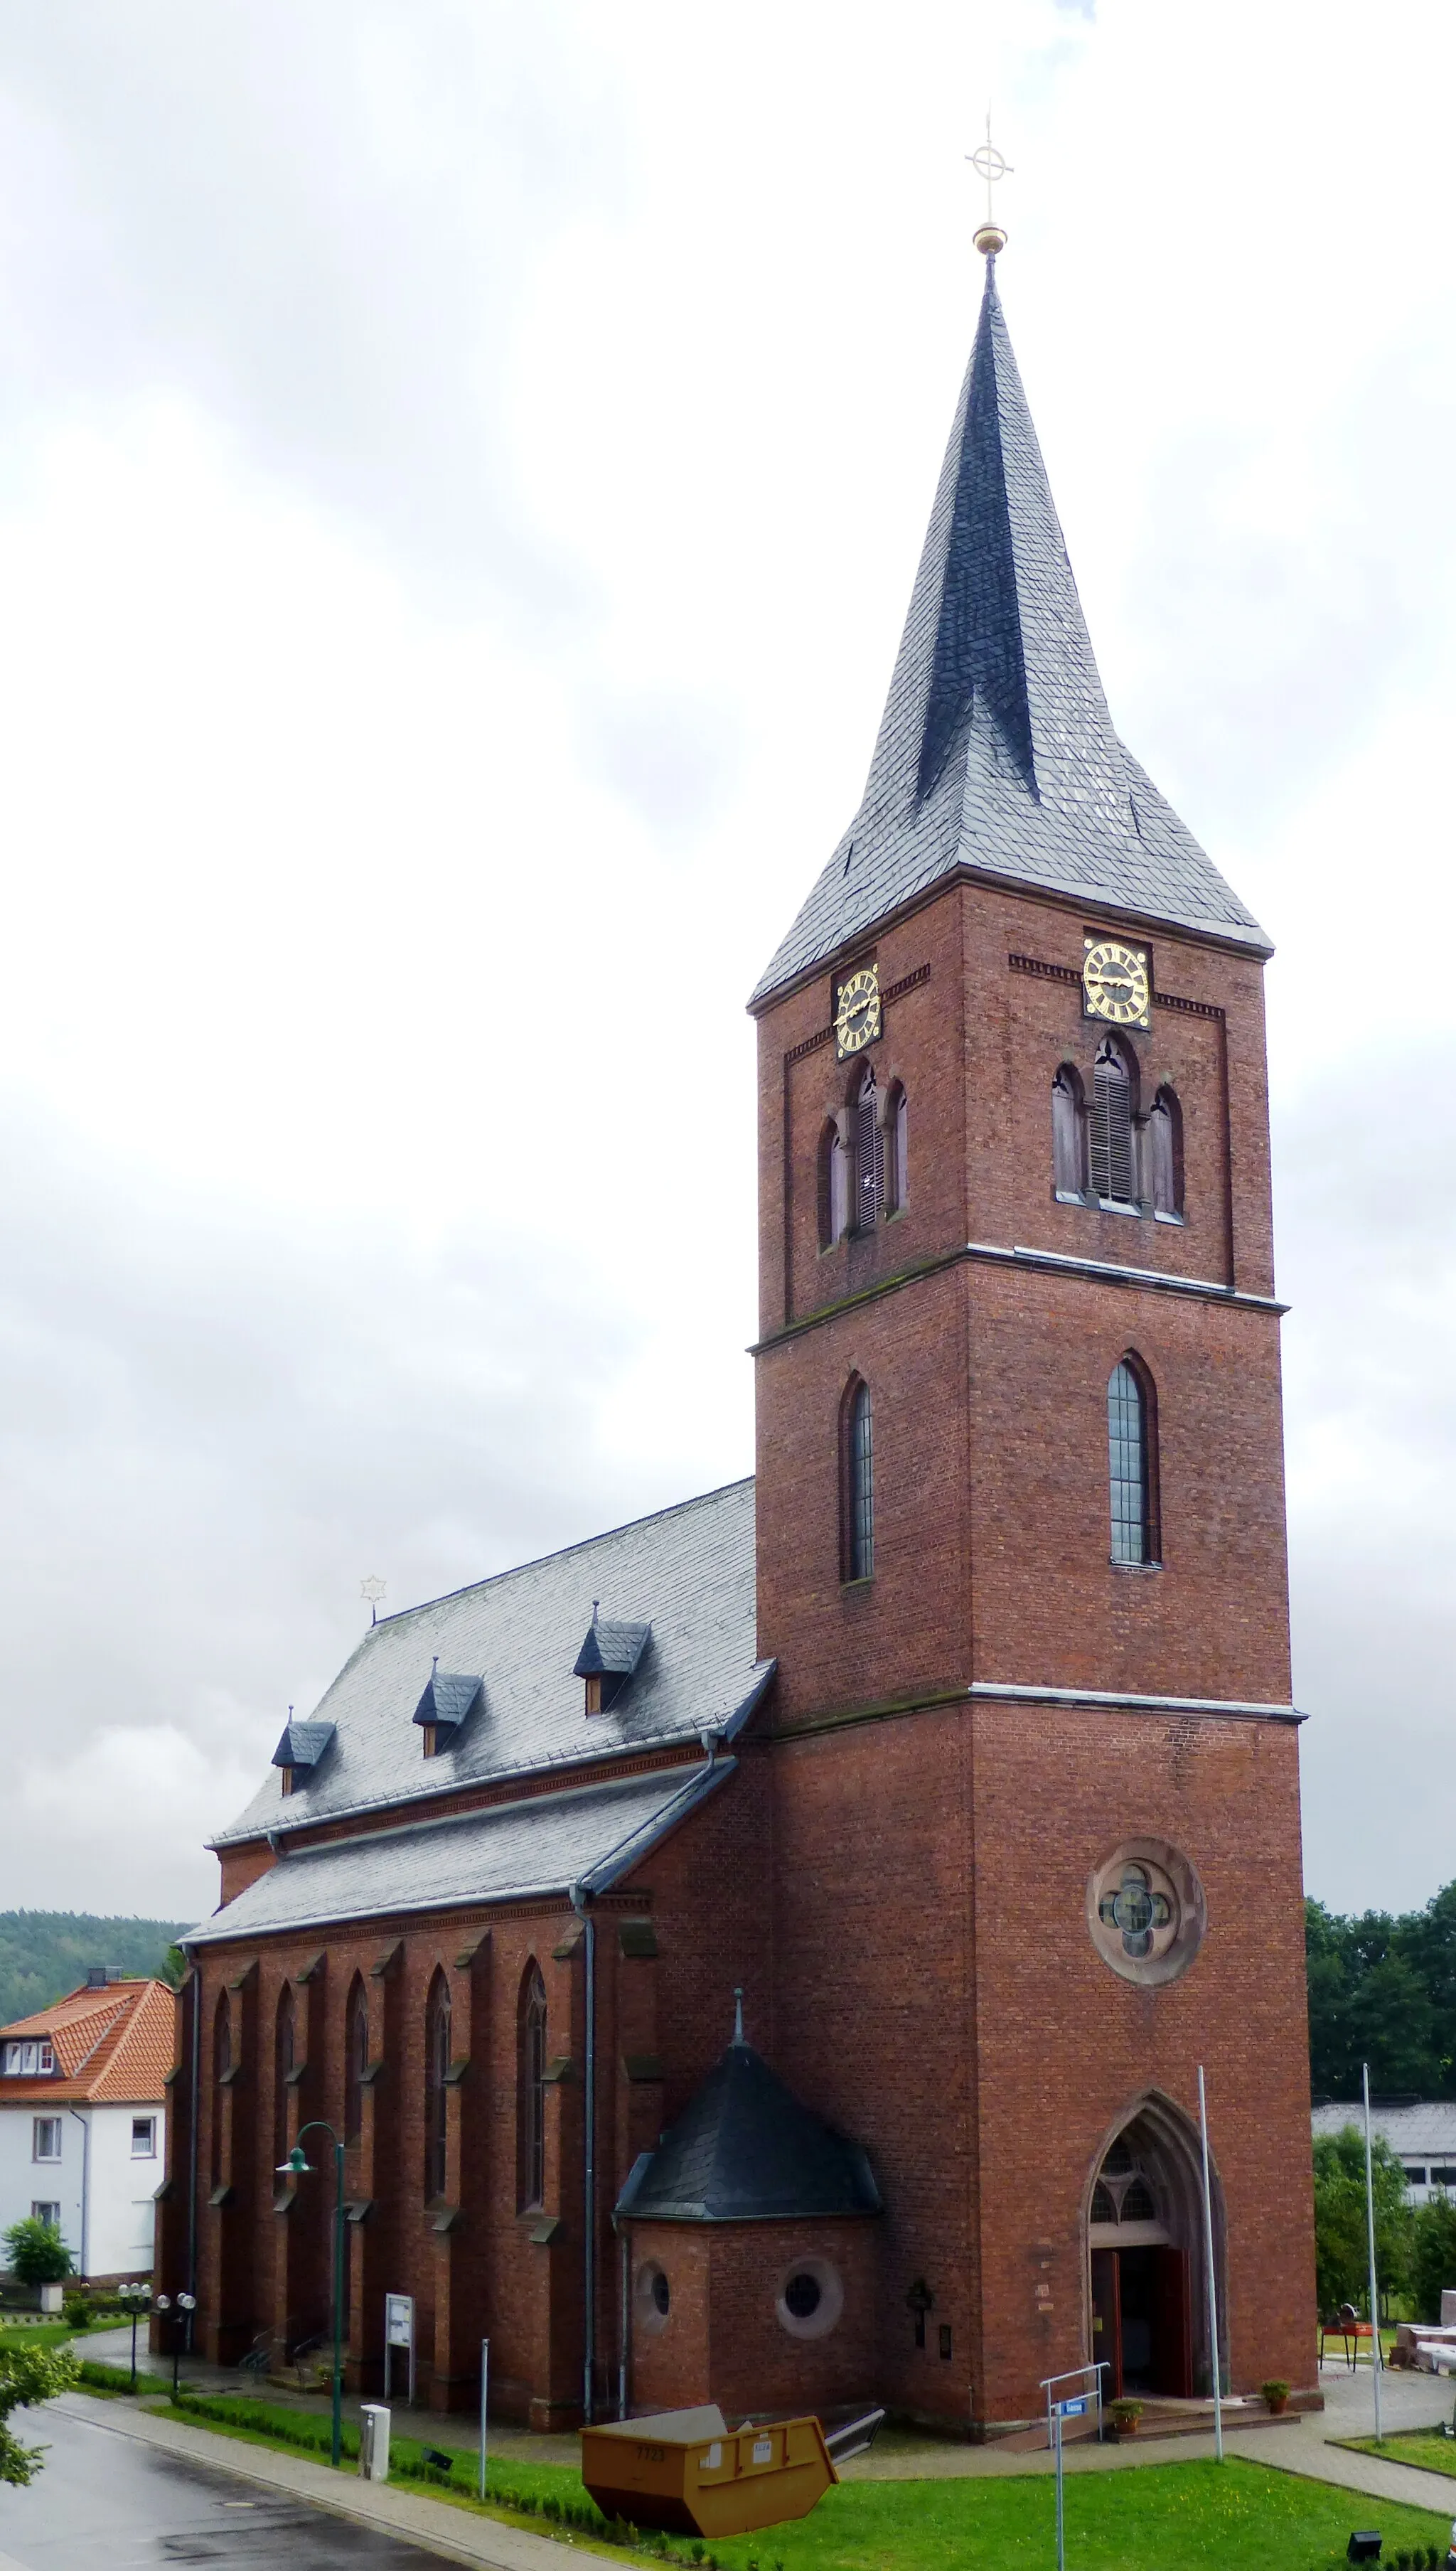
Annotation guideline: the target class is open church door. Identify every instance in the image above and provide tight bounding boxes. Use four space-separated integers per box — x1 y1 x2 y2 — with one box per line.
1089 2247 1121 2399
1150 2244 1192 2398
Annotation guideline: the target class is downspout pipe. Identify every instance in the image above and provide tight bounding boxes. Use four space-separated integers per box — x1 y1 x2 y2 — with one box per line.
186 1954 200 2350
569 1886 596 2427
67 2107 91 2280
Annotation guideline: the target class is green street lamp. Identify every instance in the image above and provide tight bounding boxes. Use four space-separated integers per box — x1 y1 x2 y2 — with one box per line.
277 2124 346 2469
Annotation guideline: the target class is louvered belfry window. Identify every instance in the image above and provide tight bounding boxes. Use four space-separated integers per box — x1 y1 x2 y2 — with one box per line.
1091 1038 1136 1205
847 1381 874 1580
1108 1360 1152 1564
855 1067 884 1228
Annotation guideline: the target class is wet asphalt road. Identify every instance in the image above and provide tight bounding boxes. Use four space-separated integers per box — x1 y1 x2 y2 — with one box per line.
0 2405 451 2569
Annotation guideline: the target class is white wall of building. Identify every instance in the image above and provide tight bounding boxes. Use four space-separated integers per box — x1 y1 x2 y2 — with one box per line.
0 2099 164 2277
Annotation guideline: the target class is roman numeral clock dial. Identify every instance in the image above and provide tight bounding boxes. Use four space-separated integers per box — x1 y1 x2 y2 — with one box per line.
834 966 882 1059
1082 937 1152 1030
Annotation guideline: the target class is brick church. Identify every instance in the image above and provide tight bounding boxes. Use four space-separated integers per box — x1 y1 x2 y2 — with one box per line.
156 242 1317 2435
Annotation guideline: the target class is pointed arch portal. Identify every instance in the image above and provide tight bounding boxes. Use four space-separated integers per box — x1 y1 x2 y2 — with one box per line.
1086 2095 1226 2401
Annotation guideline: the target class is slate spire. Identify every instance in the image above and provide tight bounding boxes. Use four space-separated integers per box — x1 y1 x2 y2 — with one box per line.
751 258 1268 1007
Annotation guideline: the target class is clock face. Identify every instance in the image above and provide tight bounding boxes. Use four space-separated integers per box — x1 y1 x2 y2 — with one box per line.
835 966 882 1059
1082 938 1151 1029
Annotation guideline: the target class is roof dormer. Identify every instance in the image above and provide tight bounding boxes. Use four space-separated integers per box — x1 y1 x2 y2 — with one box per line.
412 1662 483 1759
573 1611 651 1716
271 1717 336 1798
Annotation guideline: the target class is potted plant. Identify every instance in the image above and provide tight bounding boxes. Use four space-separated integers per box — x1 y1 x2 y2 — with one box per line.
1261 2378 1290 2415
1108 2398 1145 2436
3 2216 75 2315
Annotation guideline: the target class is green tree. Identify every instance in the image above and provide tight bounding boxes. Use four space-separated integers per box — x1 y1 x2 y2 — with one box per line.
1410 2190 1456 2326
2 2218 74 2287
1312 2126 1412 2319
0 2341 80 2486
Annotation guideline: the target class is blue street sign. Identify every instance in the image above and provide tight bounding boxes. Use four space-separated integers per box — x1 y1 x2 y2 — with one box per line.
1056 2397 1087 2417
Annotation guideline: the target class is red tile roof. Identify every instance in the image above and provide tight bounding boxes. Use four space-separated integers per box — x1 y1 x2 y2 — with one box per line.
0 1979 177 2105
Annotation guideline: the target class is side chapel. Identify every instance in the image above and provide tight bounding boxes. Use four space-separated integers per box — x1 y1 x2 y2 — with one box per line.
156 235 1317 2434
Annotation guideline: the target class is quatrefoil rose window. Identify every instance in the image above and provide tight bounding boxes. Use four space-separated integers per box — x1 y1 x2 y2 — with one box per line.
1086 1839 1206 1987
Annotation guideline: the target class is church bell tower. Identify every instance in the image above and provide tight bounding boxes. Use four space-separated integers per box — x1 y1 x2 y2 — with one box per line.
748 244 1315 2428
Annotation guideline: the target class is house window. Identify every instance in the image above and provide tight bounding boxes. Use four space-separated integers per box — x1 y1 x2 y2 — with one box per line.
131 2117 157 2159
842 1378 874 1582
1108 1358 1157 1565
1148 1086 1183 1219
854 1066 884 1228
279 1765 296 1797
4 2041 54 2075
344 1979 368 2146
1091 1037 1138 1206
1052 1066 1088 1199
33 2118 61 2162
31 2201 60 2225
1432 2167 1456 2188
424 1972 451 2203
518 1965 547 2212
1404 2166 1428 2186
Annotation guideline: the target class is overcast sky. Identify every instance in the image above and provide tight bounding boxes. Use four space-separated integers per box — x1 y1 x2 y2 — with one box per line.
0 0 1450 1925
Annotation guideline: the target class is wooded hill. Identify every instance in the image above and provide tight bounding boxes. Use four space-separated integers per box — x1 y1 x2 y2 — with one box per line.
0 1912 188 2030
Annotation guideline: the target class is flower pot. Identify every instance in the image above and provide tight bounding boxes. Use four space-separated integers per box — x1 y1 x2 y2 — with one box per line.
1265 2395 1288 2415
38 2283 63 2316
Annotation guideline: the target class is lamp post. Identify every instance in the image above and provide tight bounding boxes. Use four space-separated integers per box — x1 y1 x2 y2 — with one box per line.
278 2124 346 2469
119 2279 150 2393
154 2291 195 2399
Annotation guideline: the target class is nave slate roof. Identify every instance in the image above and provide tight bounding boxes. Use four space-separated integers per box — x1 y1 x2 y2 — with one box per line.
189 1761 733 1947
751 263 1268 1008
214 1477 769 1849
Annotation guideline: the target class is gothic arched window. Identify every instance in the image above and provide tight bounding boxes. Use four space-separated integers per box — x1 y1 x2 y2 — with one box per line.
886 1084 909 1212
1108 1357 1158 1565
1052 1065 1088 1200
518 1965 547 2211
1148 1086 1183 1219
344 1977 368 2146
273 1985 294 2177
818 1121 850 1249
210 1992 232 2190
1091 1037 1138 1207
842 1377 874 1582
854 1066 884 1229
424 1970 451 2203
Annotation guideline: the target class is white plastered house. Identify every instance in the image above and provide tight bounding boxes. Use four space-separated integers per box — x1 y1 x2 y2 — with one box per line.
0 1974 175 2279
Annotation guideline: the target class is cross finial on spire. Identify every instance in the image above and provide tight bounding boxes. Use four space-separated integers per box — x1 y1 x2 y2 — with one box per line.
733 1987 744 2046
967 110 1012 259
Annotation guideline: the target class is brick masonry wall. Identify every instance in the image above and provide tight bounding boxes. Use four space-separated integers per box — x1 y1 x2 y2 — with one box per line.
626 2218 879 2420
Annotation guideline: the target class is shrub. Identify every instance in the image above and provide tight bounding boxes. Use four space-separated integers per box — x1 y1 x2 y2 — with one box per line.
0 2341 80 2485
1 2219 74 2289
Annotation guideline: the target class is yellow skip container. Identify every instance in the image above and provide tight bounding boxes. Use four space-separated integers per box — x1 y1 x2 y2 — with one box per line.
581 2404 845 2538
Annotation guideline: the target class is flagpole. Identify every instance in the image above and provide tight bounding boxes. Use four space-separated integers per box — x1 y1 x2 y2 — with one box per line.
1197 2065 1224 2461
1362 2062 1382 2441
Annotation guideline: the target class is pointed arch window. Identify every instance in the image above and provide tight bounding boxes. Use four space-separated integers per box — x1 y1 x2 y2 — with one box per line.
273 1985 294 2178
1108 1358 1159 1566
424 1971 451 2203
210 1992 232 2190
1052 1066 1088 1200
853 1066 884 1229
1091 1037 1138 1207
842 1378 874 1582
818 1121 850 1248
886 1084 909 1212
518 1964 547 2212
344 1977 368 2146
1147 1086 1183 1219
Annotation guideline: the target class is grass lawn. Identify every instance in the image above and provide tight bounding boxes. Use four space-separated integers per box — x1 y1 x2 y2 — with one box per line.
136 2397 1450 2570
1342 2427 1456 2481
0 2321 75 2352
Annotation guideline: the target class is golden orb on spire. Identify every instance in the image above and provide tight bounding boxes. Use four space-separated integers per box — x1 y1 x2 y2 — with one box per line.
968 112 1012 257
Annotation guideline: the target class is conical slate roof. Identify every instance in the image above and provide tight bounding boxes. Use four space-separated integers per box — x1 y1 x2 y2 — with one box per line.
615 2033 882 2223
751 261 1268 1007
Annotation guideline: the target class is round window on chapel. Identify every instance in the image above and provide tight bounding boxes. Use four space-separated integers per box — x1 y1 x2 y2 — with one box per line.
783 2272 821 2321
652 2270 670 2317
633 2262 671 2336
774 2255 844 2341
1086 1839 1206 1988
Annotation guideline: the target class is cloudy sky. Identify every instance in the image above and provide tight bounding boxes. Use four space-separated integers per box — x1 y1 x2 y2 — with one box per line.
0 0 1450 1923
